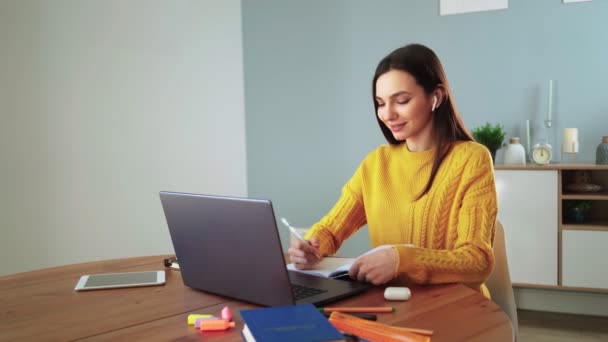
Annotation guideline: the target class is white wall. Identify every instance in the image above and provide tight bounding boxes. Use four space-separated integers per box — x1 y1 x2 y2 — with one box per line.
0 0 247 276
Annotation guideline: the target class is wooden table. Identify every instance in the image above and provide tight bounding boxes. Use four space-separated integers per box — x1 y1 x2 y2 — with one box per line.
0 256 513 341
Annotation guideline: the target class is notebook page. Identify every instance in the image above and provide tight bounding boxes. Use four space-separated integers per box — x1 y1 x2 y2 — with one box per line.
286 257 355 278
286 244 414 278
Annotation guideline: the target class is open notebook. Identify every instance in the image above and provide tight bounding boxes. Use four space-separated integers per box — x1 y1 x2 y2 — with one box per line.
287 244 413 279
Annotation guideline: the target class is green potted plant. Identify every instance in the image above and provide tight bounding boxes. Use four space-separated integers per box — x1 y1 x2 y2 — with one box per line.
471 122 507 163
566 200 592 223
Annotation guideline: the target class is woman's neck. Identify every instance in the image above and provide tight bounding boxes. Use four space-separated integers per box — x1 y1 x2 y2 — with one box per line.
405 120 436 152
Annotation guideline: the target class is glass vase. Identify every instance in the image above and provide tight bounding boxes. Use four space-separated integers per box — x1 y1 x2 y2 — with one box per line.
596 136 608 165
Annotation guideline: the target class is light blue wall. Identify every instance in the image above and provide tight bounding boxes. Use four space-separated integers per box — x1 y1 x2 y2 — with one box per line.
242 0 608 255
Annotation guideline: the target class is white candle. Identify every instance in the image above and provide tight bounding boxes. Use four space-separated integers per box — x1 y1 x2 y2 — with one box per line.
564 128 577 142
547 80 553 122
563 128 579 153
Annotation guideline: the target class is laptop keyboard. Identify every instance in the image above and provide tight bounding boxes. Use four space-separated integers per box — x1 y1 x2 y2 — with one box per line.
291 284 327 301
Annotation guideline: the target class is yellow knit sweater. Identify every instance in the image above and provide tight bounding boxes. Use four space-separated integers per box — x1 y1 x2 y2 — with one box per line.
305 141 498 293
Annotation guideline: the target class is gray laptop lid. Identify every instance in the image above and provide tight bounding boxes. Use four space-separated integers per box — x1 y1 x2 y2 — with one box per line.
160 191 369 307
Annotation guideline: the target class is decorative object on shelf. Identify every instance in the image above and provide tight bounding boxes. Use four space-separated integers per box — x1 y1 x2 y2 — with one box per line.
545 80 553 128
562 128 579 163
471 122 506 163
565 183 603 193
503 137 526 165
596 136 608 165
525 119 531 161
531 140 552 165
565 170 603 193
565 200 592 224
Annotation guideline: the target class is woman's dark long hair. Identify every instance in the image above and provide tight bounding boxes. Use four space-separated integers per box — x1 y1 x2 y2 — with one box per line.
372 44 474 199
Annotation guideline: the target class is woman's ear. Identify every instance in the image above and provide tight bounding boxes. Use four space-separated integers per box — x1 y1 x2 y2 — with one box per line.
432 86 446 110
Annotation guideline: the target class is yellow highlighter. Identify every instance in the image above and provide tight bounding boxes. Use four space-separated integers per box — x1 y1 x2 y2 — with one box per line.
187 314 214 325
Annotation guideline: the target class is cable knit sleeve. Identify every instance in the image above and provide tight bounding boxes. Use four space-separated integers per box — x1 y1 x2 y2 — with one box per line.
393 146 498 288
304 164 368 257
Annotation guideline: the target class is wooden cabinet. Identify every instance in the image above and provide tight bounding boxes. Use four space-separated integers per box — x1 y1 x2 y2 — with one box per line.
495 164 608 293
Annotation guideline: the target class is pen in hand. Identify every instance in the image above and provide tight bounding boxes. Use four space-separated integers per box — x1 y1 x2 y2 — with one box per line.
280 217 321 259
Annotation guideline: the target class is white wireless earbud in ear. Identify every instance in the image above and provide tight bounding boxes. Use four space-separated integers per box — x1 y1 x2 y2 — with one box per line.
431 96 438 112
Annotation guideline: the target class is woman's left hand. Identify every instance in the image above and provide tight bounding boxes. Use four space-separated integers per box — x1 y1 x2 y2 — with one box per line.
348 247 399 285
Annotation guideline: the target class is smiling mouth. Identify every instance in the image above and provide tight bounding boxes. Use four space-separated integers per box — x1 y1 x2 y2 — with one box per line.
389 123 406 132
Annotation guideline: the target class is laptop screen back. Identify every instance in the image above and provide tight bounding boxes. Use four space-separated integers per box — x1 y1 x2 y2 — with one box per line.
160 192 295 307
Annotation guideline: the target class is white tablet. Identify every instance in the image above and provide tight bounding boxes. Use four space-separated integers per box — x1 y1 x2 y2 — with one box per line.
74 270 165 291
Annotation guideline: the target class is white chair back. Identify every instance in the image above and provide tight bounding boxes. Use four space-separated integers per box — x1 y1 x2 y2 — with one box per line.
486 221 518 341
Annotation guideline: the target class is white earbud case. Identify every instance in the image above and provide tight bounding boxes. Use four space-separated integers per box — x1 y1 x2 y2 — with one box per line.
384 287 411 301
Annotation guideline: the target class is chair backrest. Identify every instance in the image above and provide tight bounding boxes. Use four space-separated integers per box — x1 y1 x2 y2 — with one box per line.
486 220 519 340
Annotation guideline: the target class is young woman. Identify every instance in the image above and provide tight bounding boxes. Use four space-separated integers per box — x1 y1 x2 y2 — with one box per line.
288 44 498 296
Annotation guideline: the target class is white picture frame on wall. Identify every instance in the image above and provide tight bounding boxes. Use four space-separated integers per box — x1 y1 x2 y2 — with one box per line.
440 0 508 16
562 0 591 3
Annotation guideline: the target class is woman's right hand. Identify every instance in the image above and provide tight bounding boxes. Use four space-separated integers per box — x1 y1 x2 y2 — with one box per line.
288 237 321 269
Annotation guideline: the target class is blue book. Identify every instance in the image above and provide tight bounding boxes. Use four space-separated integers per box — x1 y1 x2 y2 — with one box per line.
240 304 344 342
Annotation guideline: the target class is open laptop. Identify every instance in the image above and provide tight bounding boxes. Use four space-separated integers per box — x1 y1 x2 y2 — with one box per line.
160 191 369 307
